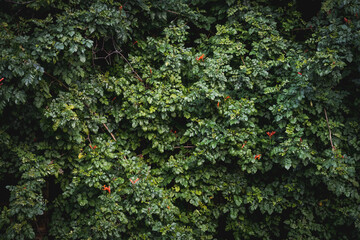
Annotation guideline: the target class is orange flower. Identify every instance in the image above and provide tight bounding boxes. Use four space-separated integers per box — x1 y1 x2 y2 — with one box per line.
196 54 205 61
217 102 219 108
89 144 97 150
266 131 276 139
254 154 261 160
225 96 230 101
130 178 140 184
102 185 111 194
241 141 247 148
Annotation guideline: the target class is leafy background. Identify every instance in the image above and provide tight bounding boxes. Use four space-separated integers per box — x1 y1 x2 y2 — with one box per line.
0 0 359 239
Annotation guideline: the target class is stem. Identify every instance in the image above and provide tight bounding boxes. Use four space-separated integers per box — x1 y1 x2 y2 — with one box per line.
324 108 334 149
103 123 117 141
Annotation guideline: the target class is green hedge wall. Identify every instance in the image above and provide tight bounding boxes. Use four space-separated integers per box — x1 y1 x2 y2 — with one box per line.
0 0 359 239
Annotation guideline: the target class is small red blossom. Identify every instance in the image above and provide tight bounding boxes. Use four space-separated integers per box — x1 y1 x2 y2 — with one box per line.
149 67 152 74
217 102 220 108
112 96 117 102
300 137 303 143
225 96 230 101
130 178 140 184
102 185 111 194
267 131 276 139
196 54 205 61
133 41 138 45
0 78 4 82
241 141 247 148
119 5 123 10
344 17 348 23
167 206 170 209
89 144 97 150
298 72 302 75
254 154 261 160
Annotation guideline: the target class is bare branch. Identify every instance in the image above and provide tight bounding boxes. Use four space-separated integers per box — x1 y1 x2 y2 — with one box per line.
173 145 195 149
324 108 334 150
103 123 117 141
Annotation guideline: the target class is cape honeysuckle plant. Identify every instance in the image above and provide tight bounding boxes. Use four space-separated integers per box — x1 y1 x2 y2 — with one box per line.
0 0 360 239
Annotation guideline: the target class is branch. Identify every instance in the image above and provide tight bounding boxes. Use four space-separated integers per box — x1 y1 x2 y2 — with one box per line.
240 56 245 65
5 0 35 4
165 9 180 15
174 145 195 149
103 123 117 141
44 71 69 90
324 108 334 150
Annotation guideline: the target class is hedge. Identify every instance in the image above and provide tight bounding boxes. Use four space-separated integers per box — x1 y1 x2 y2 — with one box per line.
0 0 359 239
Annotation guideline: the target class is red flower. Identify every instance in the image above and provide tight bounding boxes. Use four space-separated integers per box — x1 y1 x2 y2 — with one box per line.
254 154 261 160
130 178 139 184
225 96 230 101
149 67 152 74
217 102 220 108
102 185 111 194
300 138 302 143
298 72 302 75
266 131 276 139
133 41 138 45
344 17 348 23
112 97 117 102
89 144 97 150
196 54 205 61
0 78 4 82
241 141 247 148
119 5 123 10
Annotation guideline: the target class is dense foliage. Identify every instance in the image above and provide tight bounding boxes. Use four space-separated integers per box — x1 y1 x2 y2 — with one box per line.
1 0 360 239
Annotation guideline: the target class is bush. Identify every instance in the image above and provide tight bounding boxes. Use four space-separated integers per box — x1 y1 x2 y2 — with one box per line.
1 0 359 239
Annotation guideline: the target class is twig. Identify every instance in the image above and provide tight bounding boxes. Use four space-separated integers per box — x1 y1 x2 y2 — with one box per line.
324 108 334 149
44 71 69 90
165 9 179 15
174 145 195 149
291 27 313 32
5 0 36 4
240 56 245 65
103 123 117 141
